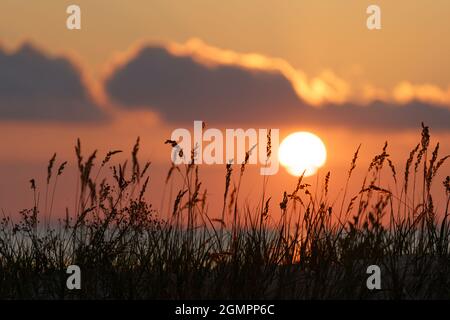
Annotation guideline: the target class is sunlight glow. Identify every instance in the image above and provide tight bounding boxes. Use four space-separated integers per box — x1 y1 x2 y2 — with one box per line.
278 131 327 177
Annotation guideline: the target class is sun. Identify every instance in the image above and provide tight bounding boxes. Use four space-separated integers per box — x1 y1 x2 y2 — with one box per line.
278 131 327 177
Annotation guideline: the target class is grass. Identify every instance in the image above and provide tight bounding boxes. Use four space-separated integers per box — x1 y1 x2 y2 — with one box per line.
0 124 449 299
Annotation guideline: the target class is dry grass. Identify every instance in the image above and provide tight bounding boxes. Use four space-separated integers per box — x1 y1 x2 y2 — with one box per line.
0 124 449 299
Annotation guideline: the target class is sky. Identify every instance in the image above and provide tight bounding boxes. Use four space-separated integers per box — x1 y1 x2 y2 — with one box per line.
0 0 449 219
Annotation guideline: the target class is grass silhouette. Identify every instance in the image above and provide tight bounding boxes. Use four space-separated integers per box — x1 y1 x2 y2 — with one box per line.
0 124 449 299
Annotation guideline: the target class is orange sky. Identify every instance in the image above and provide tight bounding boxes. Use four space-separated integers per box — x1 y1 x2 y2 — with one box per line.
2 0 450 88
0 0 449 219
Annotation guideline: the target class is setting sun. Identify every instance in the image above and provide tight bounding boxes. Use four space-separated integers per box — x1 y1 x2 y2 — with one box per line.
278 131 327 177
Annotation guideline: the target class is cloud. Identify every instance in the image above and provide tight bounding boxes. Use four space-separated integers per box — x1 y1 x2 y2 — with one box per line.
1 38 448 131
0 44 106 122
302 100 450 131
106 39 351 110
105 41 450 131
392 82 450 106
164 39 352 106
105 46 303 123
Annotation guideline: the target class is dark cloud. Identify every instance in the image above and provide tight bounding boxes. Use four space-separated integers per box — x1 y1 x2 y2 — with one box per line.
105 46 302 123
0 44 106 122
301 100 450 131
106 45 450 130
